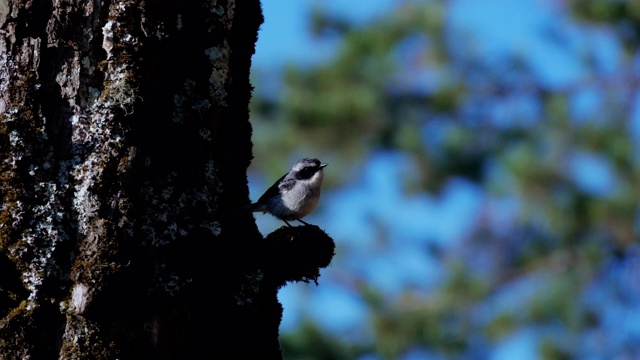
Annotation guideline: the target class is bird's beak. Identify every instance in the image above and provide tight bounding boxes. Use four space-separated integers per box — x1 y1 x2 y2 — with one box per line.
320 163 328 169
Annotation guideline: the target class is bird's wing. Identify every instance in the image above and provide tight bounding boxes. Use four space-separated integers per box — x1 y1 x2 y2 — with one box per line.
256 173 288 204
277 177 296 192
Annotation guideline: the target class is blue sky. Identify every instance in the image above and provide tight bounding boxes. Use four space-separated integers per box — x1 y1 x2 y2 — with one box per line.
250 0 633 358
254 0 398 68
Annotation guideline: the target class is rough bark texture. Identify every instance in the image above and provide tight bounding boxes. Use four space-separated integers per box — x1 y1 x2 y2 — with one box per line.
0 0 335 358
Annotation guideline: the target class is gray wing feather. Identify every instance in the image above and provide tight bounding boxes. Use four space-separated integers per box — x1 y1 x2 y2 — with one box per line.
278 177 296 192
256 173 288 204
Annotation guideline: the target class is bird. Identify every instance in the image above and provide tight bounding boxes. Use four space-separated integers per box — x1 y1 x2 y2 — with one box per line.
248 157 328 227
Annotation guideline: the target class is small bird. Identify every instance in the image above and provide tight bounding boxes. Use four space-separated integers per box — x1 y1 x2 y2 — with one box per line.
249 157 328 227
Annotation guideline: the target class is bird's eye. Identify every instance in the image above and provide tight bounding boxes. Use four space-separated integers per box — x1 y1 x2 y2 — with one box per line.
300 167 315 177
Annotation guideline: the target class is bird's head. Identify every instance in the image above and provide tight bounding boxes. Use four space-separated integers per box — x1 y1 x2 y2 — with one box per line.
291 158 328 181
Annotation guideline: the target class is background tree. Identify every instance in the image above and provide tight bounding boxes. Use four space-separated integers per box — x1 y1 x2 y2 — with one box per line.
0 1 333 358
250 0 640 358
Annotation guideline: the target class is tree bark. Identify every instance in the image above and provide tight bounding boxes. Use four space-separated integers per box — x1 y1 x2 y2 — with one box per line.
0 0 334 358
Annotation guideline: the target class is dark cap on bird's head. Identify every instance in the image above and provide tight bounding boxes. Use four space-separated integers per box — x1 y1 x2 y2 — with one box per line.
291 158 328 179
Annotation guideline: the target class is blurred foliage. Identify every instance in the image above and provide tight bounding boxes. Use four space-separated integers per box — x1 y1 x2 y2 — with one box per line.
250 0 640 358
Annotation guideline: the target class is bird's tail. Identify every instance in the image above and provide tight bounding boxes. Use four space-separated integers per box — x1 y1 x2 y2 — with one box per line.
226 202 264 220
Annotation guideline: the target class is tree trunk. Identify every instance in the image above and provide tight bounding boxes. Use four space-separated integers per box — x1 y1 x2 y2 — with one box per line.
0 0 334 358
